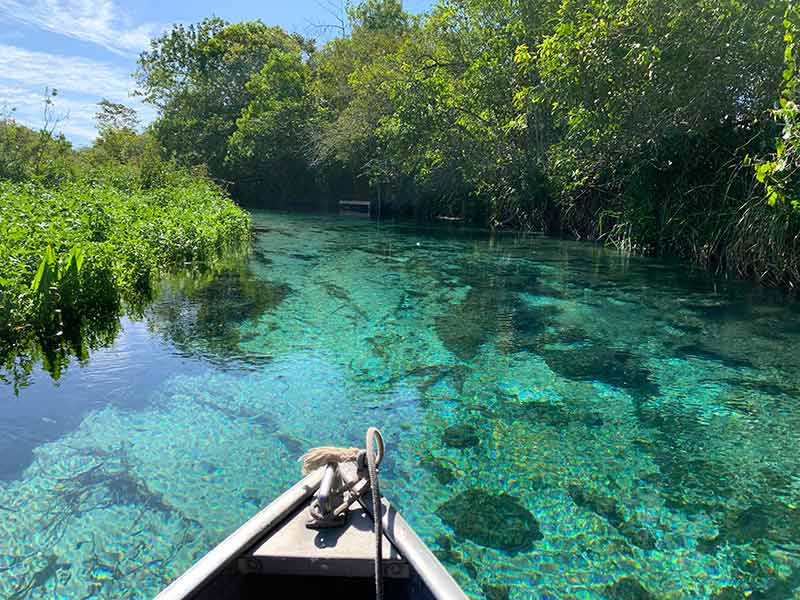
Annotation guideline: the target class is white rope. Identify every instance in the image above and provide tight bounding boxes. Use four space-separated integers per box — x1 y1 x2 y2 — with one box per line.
298 446 360 474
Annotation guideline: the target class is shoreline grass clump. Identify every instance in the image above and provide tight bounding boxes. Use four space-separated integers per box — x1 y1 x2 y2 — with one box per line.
0 172 251 387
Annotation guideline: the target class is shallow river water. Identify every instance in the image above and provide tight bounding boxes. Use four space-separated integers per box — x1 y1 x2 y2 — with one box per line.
2 212 800 599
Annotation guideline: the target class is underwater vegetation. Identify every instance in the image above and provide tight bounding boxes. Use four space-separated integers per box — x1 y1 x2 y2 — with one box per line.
603 577 656 600
435 490 543 554
435 287 502 360
442 424 481 449
419 453 457 485
540 347 660 399
434 272 561 361
568 486 657 550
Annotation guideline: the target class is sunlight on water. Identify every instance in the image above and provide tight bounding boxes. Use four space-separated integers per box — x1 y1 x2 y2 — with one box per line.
1 212 800 599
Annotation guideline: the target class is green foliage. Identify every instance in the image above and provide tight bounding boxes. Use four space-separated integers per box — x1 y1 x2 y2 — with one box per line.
348 0 409 32
310 0 412 188
0 111 76 186
84 129 159 172
227 46 316 202
0 174 251 388
135 18 314 201
371 0 555 224
538 0 784 237
754 2 800 210
134 0 800 285
78 100 190 192
96 99 140 133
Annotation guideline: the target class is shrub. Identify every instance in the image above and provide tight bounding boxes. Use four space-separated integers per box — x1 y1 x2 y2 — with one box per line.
0 172 251 388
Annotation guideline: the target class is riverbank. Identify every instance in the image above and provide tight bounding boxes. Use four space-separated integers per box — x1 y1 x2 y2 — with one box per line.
0 174 251 387
133 4 799 289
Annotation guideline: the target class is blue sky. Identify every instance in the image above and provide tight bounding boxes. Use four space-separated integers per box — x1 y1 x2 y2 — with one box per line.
0 0 433 146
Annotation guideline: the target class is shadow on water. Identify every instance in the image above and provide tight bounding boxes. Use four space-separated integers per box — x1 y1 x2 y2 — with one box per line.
0 249 293 480
147 262 290 370
1 312 122 395
433 259 561 360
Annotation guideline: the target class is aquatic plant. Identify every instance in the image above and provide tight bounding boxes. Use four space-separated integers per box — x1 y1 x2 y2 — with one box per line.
752 1 800 211
441 423 480 449
0 175 251 388
435 489 543 554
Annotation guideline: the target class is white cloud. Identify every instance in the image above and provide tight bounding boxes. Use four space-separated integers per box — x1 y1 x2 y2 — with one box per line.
0 0 158 55
0 46 155 144
1 85 102 141
0 44 135 98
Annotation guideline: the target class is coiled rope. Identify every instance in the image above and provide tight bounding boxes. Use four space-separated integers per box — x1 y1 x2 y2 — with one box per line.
299 427 386 600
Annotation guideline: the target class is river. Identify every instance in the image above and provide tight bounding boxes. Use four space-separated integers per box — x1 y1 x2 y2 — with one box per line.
1 211 799 599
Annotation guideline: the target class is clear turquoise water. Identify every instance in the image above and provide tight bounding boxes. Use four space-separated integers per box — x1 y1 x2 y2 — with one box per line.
2 212 800 599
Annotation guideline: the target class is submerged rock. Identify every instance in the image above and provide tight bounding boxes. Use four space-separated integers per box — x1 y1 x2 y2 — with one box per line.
442 424 481 449
482 583 511 600
541 347 660 398
700 503 800 553
568 486 656 550
603 576 657 600
419 454 456 485
435 489 542 553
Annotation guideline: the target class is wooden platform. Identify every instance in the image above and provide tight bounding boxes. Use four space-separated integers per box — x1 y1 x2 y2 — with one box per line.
339 200 371 217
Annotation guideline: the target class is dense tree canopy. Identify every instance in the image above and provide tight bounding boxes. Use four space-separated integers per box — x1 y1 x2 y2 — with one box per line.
135 0 800 285
135 18 314 200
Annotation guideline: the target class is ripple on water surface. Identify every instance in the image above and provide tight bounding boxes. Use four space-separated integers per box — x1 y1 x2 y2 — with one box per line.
1 212 800 599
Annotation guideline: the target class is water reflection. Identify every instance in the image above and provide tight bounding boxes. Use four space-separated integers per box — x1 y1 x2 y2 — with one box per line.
146 259 290 369
0 311 121 395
